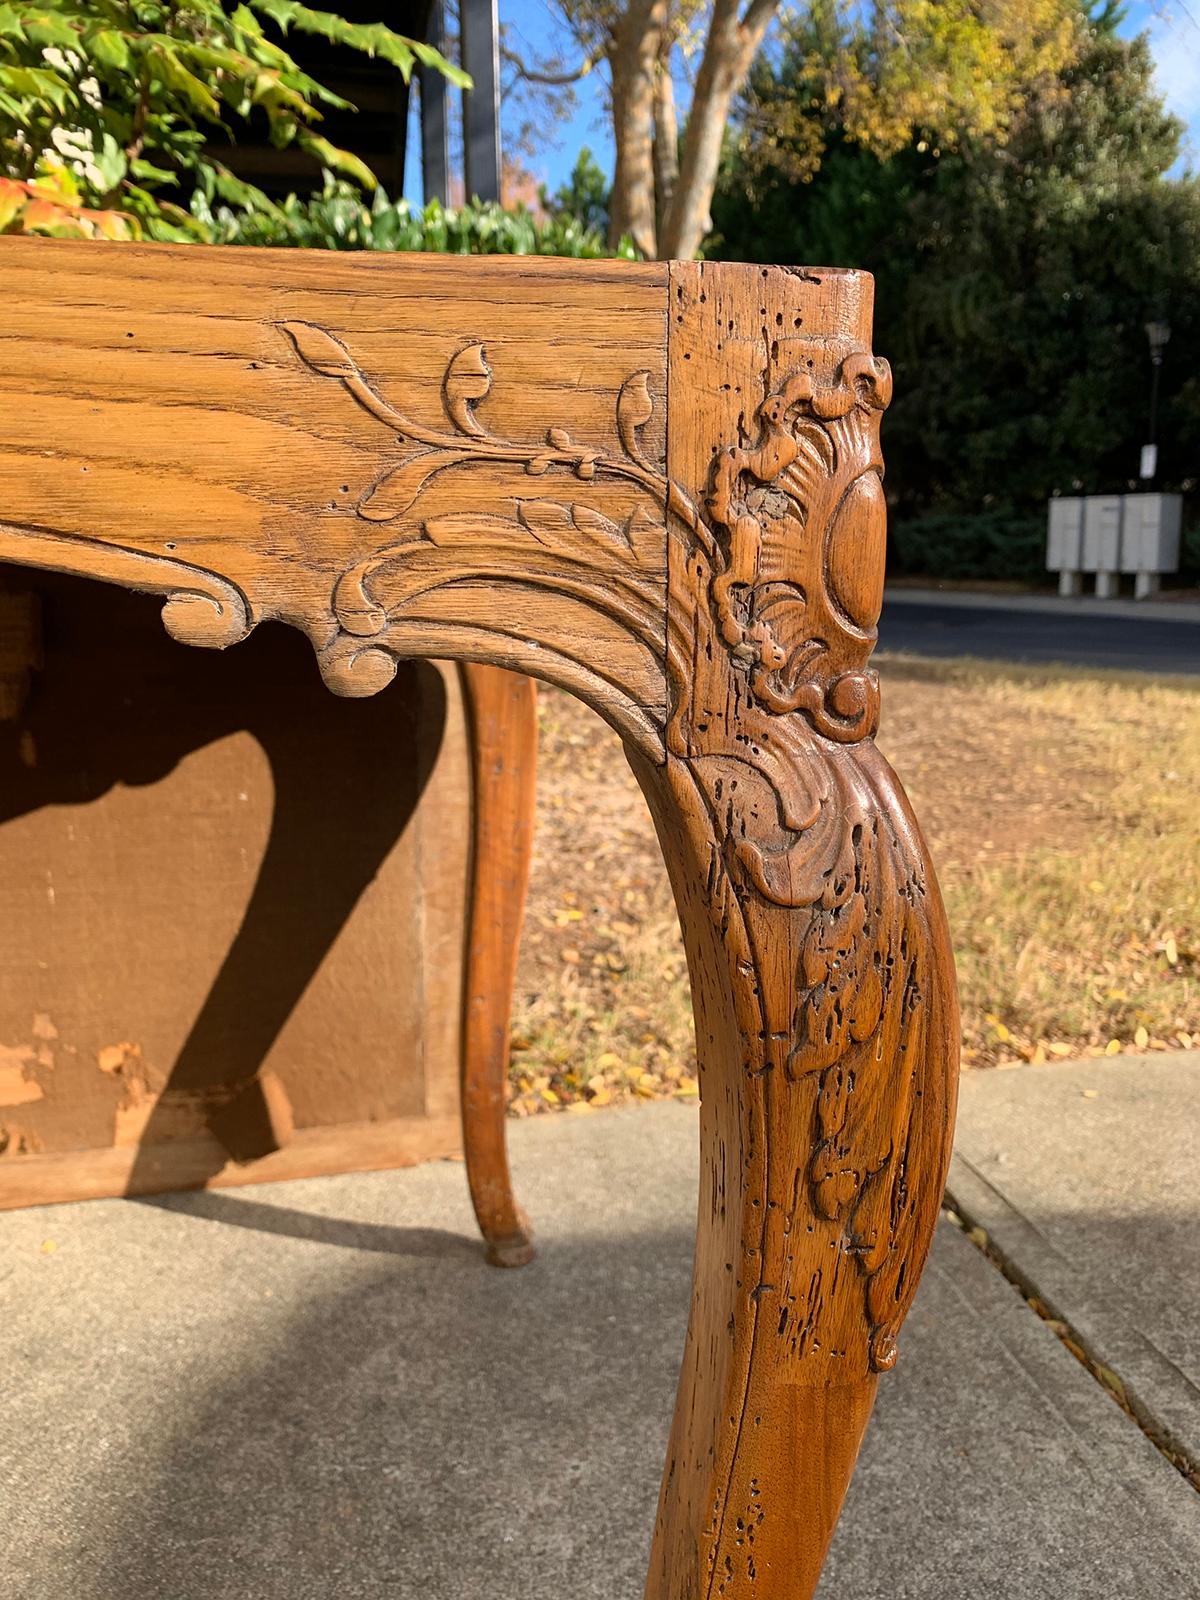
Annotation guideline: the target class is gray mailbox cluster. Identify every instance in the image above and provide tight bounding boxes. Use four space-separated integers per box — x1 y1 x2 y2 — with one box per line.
1048 493 1182 599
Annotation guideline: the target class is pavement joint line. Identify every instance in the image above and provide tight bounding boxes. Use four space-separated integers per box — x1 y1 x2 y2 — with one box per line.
941 1195 1200 1496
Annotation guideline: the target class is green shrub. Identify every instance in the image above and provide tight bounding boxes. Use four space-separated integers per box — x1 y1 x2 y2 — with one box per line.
888 509 1047 583
198 177 634 257
0 0 463 240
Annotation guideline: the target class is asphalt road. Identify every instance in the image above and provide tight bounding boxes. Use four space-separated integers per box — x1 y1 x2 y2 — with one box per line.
878 599 1200 675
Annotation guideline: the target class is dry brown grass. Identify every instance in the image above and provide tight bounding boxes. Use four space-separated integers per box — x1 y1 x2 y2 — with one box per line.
509 656 1200 1114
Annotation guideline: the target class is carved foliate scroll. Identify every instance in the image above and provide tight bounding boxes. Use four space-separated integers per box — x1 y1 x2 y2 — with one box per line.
271 306 890 756
276 322 670 754
0 243 674 760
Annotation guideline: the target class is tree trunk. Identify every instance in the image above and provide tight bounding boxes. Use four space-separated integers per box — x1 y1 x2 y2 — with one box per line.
658 0 780 261
652 51 679 239
607 0 668 257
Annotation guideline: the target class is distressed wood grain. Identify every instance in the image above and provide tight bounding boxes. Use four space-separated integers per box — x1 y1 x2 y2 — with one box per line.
0 238 670 753
632 261 959 1599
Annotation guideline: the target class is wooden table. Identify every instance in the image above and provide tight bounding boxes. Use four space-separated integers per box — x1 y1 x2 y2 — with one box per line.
0 238 959 1599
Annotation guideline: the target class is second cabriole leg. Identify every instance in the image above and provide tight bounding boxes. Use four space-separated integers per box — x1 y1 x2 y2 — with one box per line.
458 663 539 1267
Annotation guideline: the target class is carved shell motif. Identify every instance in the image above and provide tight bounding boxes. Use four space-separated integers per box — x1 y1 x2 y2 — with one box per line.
704 350 892 742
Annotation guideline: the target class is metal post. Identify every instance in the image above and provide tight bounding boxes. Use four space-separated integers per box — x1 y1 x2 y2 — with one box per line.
460 0 501 203
1141 319 1170 483
1147 359 1162 460
421 0 450 205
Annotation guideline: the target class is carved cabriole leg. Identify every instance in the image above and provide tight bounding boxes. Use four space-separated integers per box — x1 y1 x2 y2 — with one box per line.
459 663 538 1267
625 262 961 1599
630 742 957 1599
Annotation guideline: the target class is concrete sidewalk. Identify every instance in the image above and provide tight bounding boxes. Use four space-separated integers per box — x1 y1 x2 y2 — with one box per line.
4 1069 1199 1599
949 1049 1200 1475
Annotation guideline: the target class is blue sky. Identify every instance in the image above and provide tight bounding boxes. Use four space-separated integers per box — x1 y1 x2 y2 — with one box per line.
485 0 1200 196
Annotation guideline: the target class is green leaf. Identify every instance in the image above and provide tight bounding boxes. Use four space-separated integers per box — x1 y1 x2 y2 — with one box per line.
247 67 316 125
0 63 75 113
209 161 279 214
23 14 81 51
229 3 263 36
296 129 376 189
147 44 220 122
129 157 177 185
87 27 133 75
407 39 471 89
90 130 127 191
247 0 467 85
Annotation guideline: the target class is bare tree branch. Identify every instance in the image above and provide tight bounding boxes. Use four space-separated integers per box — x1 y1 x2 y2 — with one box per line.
739 0 780 37
501 43 601 86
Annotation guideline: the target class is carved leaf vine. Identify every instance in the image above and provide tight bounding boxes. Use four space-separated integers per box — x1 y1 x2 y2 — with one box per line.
279 322 679 745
